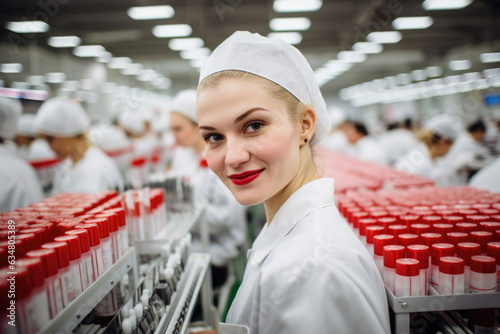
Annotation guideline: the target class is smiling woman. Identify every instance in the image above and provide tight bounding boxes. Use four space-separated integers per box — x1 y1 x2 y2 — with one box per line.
195 31 390 334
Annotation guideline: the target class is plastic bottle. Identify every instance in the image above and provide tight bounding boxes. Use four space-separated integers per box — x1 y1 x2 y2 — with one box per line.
358 218 377 246
96 212 122 260
397 233 419 248
430 243 454 292
106 208 129 255
41 242 75 307
470 231 494 255
66 229 94 289
0 271 17 334
135 303 151 334
445 232 468 247
87 217 114 272
456 242 481 293
409 224 431 236
383 244 406 294
373 234 395 277
438 256 465 295
75 223 102 279
122 318 133 334
407 245 430 295
7 265 30 333
470 255 497 293
387 224 407 239
486 242 500 291
455 222 478 234
395 258 420 297
54 235 84 296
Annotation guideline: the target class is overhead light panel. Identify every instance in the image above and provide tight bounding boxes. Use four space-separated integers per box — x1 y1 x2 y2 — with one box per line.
449 60 471 71
48 35 81 48
270 17 311 31
121 64 144 76
324 60 352 72
426 66 442 77
190 59 205 68
367 31 402 44
480 52 500 63
127 5 175 20
73 45 105 57
108 57 132 69
422 0 472 10
0 63 23 73
45 72 66 83
168 37 204 51
338 51 367 63
483 68 500 78
411 69 426 81
6 21 49 33
152 24 192 38
352 42 383 54
267 32 302 45
97 51 112 63
180 48 211 60
392 16 434 30
273 0 322 13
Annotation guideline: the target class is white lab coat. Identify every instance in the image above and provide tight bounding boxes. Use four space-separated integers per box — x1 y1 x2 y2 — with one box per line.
220 178 390 334
377 129 418 165
27 139 57 161
52 146 124 195
344 136 388 165
132 133 159 158
0 145 43 213
439 132 490 171
469 157 500 193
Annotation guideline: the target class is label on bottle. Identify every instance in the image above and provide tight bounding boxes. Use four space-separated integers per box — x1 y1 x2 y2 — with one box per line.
52 278 64 313
116 233 123 259
25 290 50 334
70 263 83 297
101 238 114 272
61 270 75 306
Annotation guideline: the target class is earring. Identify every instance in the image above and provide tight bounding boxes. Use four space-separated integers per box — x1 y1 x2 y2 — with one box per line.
304 138 308 143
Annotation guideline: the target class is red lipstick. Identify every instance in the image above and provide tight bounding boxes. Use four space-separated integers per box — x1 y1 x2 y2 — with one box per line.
229 169 264 186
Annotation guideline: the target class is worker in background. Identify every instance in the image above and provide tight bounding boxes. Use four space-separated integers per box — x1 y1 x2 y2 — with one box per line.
0 97 43 213
195 31 389 334
35 97 124 194
377 114 418 166
169 89 247 289
317 106 348 153
395 115 459 186
343 120 388 165
118 107 159 159
14 113 56 161
469 157 500 193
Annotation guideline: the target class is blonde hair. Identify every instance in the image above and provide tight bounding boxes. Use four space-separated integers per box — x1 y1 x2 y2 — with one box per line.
416 129 447 147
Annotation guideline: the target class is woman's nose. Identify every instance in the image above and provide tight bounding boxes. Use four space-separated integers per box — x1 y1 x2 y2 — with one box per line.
224 135 250 167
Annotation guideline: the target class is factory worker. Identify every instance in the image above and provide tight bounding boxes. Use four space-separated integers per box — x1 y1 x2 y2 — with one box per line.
14 113 56 161
0 97 43 213
377 112 418 165
35 97 124 194
395 114 459 186
317 106 348 153
169 89 247 288
195 31 390 334
89 124 132 177
343 120 389 165
119 108 159 159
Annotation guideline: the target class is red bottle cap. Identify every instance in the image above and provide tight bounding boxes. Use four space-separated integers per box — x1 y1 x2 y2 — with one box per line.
0 240 25 258
472 204 491 210
431 243 455 266
491 215 500 222
16 258 45 289
486 242 500 265
0 248 6 267
466 215 490 223
66 229 91 253
458 209 478 217
10 265 30 299
26 249 59 278
387 224 408 238
383 245 406 269
377 217 397 231
19 228 45 248
470 255 496 274
455 222 478 234
479 209 499 216
106 208 126 227
75 223 101 247
366 225 385 244
456 242 481 266
397 233 419 247
446 232 468 246
95 212 119 233
85 218 110 239
407 244 430 268
57 222 80 236
439 256 464 275
400 215 419 227
15 233 36 253
345 205 361 220
374 234 395 256
371 211 389 220
443 215 464 225
470 231 494 253
496 230 500 241
420 233 443 247
410 224 431 235
479 222 500 234
54 235 82 261
358 218 377 237
435 209 456 217
41 242 70 269
351 212 370 229
433 223 454 235
422 215 442 225
396 258 420 277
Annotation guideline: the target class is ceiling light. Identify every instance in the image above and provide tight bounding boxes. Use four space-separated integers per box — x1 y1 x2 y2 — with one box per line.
411 69 426 81
273 0 322 13
480 52 500 63
449 60 471 71
47 36 81 48
152 24 192 38
392 16 434 30
168 38 204 51
483 68 500 78
462 72 481 82
337 51 367 63
189 59 205 68
426 66 442 77
270 17 311 31
6 21 49 33
45 72 66 83
180 48 211 60
422 0 472 10
127 5 175 20
108 57 132 69
27 76 45 85
352 42 383 54
267 32 302 45
97 52 112 63
323 60 352 72
121 64 144 76
396 73 412 85
367 31 402 44
0 63 23 73
73 45 105 57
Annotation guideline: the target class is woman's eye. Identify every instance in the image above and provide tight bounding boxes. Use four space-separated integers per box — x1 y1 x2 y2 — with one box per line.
206 134 223 143
246 122 263 133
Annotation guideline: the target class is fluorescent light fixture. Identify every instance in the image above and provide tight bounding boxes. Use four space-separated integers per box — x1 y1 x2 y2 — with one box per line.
483 68 500 78
27 76 45 85
267 32 302 45
152 24 192 38
270 17 311 31
352 42 383 54
12 82 30 90
480 52 500 63
273 0 322 13
396 73 412 85
324 60 352 71
80 79 95 90
190 59 205 68
168 37 204 51
337 51 367 63
0 63 23 73
462 72 481 82
73 45 105 57
62 80 80 91
48 36 81 48
180 48 211 60
426 66 442 77
367 31 402 44
449 60 471 71
121 64 144 76
108 57 132 69
411 69 426 81
45 72 66 83
127 5 175 20
392 16 434 30
97 52 112 63
422 0 472 10
6 21 49 33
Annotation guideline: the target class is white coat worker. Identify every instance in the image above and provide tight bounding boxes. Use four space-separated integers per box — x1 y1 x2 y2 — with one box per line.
317 106 349 153
118 108 159 159
169 89 247 289
469 157 500 193
14 113 56 161
0 97 43 213
35 97 124 194
343 120 389 165
395 114 460 186
195 31 390 334
377 111 418 166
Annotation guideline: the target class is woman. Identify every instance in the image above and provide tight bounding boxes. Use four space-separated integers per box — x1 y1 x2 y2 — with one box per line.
195 31 389 334
35 97 124 194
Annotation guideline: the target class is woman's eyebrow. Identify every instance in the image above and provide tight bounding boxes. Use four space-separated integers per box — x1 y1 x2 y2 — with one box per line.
234 107 268 124
199 125 216 131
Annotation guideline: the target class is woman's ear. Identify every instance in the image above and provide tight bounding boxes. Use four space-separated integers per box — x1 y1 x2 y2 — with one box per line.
299 106 316 144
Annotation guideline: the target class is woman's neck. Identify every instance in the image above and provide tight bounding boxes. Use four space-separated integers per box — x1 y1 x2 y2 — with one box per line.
70 139 91 165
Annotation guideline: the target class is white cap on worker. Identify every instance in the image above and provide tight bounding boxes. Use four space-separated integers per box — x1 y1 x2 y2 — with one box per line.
425 114 461 142
16 114 37 137
0 97 22 140
35 97 90 137
199 31 331 145
89 125 130 152
170 89 197 124
118 111 146 136
328 107 347 129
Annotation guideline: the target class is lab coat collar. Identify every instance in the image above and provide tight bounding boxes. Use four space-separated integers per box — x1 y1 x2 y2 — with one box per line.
251 178 334 266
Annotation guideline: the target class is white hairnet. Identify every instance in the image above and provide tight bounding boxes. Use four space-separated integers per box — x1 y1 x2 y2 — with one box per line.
35 97 90 137
170 89 197 124
199 31 331 145
425 114 461 142
89 125 130 152
0 97 22 140
16 114 37 137
328 107 347 129
118 111 145 136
